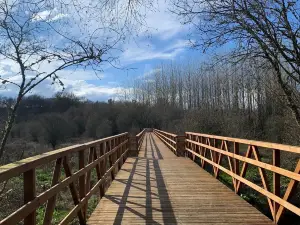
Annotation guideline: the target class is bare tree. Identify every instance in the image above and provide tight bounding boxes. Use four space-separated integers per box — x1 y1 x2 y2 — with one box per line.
0 0 151 159
171 0 300 126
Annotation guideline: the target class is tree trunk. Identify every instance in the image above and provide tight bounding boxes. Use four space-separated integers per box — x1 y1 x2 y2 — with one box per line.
0 100 20 160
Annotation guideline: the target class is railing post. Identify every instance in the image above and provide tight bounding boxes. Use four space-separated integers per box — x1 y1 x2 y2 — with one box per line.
233 142 239 194
176 135 186 157
128 134 138 157
273 149 280 223
78 150 86 220
99 142 105 197
24 169 36 225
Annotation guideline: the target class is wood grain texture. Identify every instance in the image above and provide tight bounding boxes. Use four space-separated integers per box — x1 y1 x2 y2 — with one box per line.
88 133 273 225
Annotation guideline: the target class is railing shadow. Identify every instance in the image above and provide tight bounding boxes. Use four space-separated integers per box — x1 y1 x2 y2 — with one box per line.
106 133 177 224
150 134 164 160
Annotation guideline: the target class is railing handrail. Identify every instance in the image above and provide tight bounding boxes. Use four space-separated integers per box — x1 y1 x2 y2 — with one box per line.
185 131 300 224
153 129 178 154
154 129 177 137
136 129 146 138
0 132 129 225
137 129 146 151
0 132 128 182
186 131 300 154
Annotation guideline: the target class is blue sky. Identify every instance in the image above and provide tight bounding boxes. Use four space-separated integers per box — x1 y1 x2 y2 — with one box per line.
0 0 207 101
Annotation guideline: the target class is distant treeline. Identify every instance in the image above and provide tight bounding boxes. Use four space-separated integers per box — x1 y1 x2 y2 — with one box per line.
0 93 160 150
129 58 300 145
1 58 299 163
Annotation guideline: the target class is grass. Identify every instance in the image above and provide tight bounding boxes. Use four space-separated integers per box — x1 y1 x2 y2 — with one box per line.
0 154 108 224
36 206 69 225
35 167 71 224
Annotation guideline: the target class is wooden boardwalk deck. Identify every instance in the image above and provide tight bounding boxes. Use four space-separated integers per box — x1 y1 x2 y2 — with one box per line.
88 132 273 224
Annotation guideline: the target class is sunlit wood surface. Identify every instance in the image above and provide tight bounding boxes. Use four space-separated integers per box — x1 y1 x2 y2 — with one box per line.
87 132 273 224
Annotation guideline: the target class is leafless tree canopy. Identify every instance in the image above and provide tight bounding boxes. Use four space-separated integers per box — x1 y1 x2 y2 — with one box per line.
0 0 153 159
172 0 300 126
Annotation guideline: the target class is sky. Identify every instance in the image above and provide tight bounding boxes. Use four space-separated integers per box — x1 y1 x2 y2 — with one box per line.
0 0 206 101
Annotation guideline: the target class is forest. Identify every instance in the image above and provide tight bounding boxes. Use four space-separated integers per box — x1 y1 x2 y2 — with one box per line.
1 57 299 166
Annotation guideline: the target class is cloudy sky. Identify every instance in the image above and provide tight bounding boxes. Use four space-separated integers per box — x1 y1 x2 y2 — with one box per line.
0 0 205 101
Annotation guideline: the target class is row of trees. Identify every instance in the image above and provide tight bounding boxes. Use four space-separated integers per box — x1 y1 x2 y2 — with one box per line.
2 56 299 164
171 0 300 128
130 58 300 144
0 93 160 160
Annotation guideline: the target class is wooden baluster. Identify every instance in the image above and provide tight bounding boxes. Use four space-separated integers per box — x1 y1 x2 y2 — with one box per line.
212 138 217 175
93 146 102 198
99 142 105 197
118 137 122 171
116 138 120 171
78 150 86 220
273 149 280 223
109 140 115 181
233 142 239 194
276 160 300 222
85 147 94 195
200 136 203 160
63 157 85 224
185 133 188 157
24 169 36 225
125 134 129 160
84 147 94 218
112 138 116 175
192 136 196 161
43 158 62 225
115 138 119 173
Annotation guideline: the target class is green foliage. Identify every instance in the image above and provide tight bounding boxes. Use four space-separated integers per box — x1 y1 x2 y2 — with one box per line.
36 206 69 225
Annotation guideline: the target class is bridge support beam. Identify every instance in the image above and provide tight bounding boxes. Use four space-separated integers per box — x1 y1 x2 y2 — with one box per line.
176 135 186 157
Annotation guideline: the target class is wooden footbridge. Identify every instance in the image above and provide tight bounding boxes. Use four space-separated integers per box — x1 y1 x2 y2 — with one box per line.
0 129 300 224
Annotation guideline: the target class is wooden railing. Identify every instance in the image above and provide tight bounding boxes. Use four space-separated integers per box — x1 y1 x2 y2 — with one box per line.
153 129 177 154
137 129 146 151
185 132 300 224
0 132 129 225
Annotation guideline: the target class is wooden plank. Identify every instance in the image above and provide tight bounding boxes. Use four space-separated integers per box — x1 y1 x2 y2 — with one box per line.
186 147 300 217
88 133 273 225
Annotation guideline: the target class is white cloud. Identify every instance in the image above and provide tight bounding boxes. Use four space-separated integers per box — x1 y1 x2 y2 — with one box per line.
0 58 113 100
120 38 189 64
0 0 192 101
139 0 188 40
137 68 161 79
0 75 128 101
32 8 69 22
32 10 52 21
47 13 69 22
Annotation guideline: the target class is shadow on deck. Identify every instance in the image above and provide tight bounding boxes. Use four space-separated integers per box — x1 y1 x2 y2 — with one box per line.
88 133 273 225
